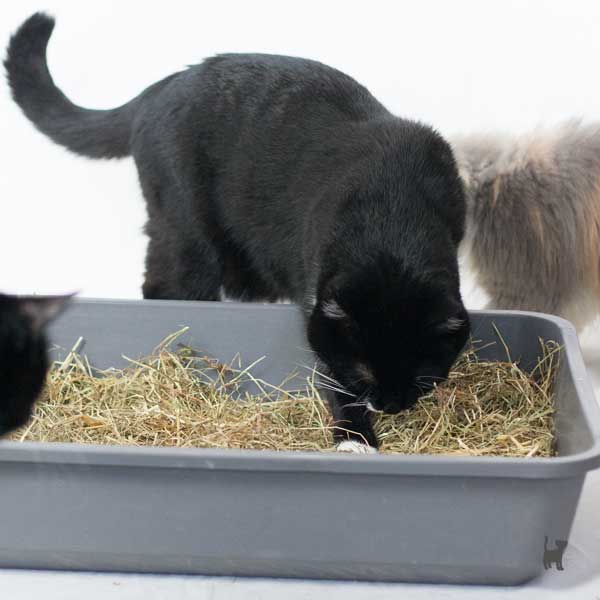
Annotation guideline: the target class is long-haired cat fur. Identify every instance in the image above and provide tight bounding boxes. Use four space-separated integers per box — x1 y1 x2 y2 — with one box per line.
452 120 600 330
0 293 71 436
5 13 470 450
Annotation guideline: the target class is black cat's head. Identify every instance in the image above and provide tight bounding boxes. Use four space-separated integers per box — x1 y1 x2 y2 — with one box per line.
307 260 469 415
0 293 72 436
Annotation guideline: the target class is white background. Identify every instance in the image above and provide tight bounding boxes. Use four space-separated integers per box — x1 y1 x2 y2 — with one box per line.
1 1 600 597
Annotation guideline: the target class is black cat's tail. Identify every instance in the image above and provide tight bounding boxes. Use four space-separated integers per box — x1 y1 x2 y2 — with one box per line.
5 13 140 159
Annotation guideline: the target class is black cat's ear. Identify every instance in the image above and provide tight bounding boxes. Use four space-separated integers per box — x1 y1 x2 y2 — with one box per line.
321 299 347 320
317 274 349 321
18 293 75 332
435 316 466 334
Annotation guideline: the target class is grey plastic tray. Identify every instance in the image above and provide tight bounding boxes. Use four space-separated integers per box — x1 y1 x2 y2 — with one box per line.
0 299 599 585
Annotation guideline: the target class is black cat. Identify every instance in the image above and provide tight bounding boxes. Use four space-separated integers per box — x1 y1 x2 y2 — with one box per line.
5 13 470 450
0 293 71 436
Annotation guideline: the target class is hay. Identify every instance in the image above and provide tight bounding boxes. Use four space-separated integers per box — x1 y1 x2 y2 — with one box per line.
11 333 559 457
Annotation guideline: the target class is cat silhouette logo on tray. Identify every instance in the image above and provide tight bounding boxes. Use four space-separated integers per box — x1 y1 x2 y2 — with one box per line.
543 536 568 571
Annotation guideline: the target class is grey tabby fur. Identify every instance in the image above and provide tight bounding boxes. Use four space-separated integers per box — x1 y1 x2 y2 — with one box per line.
452 119 600 330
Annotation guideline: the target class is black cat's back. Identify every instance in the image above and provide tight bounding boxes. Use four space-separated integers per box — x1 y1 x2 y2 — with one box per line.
131 52 391 194
174 53 386 125
131 52 389 168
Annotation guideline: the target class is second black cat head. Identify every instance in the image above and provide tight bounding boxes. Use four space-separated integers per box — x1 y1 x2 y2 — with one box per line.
307 260 469 415
0 293 72 436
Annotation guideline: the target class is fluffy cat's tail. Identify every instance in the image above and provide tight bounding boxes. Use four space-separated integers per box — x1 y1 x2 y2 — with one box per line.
4 13 139 159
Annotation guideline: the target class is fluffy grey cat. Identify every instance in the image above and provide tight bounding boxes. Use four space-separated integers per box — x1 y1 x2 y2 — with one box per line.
452 120 600 330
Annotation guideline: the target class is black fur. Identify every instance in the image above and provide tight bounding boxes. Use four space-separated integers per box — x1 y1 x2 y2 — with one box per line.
0 293 70 436
6 13 470 447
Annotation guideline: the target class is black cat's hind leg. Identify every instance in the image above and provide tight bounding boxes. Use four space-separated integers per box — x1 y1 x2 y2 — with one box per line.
142 222 223 301
136 146 224 301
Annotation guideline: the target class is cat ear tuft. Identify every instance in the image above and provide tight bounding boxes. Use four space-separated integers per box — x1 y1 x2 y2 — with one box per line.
321 299 347 320
19 293 75 332
440 316 465 333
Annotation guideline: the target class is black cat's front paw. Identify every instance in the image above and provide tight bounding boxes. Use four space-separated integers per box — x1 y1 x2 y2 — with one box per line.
323 388 380 451
336 440 378 454
333 425 379 449
331 410 379 450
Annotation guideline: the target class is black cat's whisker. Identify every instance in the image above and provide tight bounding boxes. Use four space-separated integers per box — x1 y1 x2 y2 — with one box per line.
343 393 371 411
341 401 368 409
314 370 344 386
415 375 445 382
298 363 344 387
356 393 373 417
318 384 348 395
314 378 344 390
413 381 432 395
300 365 358 398
318 383 356 398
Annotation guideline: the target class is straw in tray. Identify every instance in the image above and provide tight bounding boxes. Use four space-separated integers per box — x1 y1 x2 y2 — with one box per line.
11 332 559 457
